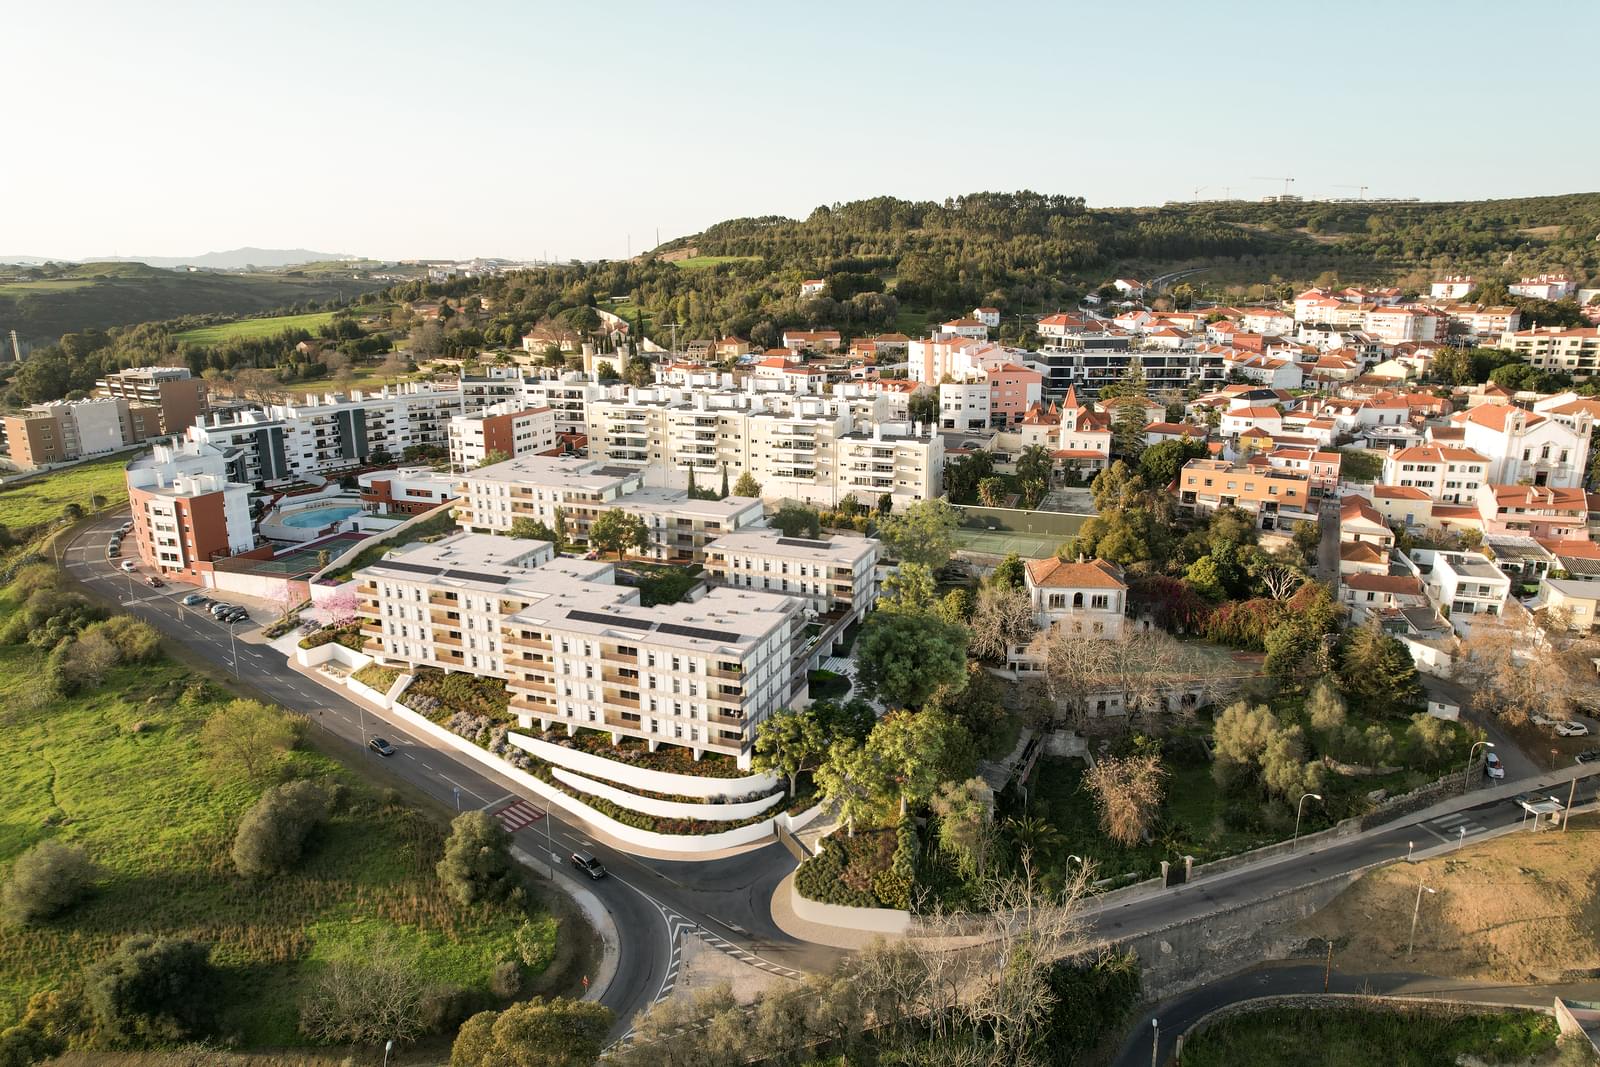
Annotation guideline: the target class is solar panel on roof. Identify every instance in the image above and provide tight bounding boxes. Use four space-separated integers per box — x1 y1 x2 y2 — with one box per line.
375 561 444 578
567 609 654 631
657 622 738 643
444 569 512 586
775 536 832 548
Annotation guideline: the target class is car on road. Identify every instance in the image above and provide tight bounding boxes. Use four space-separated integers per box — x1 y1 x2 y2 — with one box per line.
570 851 607 880
119 560 137 573
1576 749 1600 764
367 737 397 757
118 522 133 535
1556 721 1591 737
1484 751 1506 779
146 576 164 588
181 593 206 606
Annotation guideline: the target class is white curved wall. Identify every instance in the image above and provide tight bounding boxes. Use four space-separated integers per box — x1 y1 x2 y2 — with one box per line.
509 732 778 798
552 767 784 822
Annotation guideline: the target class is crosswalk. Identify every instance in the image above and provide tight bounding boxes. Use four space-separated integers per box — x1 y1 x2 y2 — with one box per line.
1424 810 1489 843
493 799 545 831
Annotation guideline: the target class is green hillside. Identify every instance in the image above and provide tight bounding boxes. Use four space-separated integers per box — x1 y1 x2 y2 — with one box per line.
0 262 386 345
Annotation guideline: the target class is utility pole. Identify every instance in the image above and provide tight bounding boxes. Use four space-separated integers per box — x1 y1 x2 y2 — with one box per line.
1565 775 1577 830
1407 882 1436 960
1323 941 1333 992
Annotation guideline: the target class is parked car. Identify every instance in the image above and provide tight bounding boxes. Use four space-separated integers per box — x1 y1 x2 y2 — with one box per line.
367 737 397 757
146 576 163 588
1556 721 1591 738
181 593 206 606
1484 751 1506 779
570 852 607 880
1575 749 1600 764
209 603 233 618
118 522 133 535
225 609 248 624
119 560 137 573
108 546 120 558
1531 714 1558 728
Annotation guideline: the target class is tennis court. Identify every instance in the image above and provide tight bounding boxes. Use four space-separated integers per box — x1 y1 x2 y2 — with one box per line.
952 527 1071 558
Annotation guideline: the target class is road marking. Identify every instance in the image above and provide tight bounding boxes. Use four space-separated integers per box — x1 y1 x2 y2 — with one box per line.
1422 813 1489 842
494 799 546 831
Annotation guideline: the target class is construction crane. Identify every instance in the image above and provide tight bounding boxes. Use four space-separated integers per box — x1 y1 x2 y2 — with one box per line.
1333 184 1369 199
1193 185 1235 200
1252 175 1296 197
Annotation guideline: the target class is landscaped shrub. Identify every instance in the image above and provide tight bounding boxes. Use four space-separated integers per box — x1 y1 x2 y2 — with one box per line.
297 622 365 651
231 780 332 879
352 663 402 693
406 668 511 721
545 727 744 778
85 935 217 1043
0 841 96 925
795 830 899 908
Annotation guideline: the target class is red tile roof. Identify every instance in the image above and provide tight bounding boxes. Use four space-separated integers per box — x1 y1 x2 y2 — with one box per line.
1025 556 1127 590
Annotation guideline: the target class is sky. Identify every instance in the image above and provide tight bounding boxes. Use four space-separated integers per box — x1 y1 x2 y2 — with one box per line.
6 0 1596 263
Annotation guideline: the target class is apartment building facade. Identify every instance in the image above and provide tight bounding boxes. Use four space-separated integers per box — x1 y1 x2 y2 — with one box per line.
124 439 255 580
448 403 558 470
95 366 207 435
1177 459 1312 530
1380 445 1489 504
356 533 805 765
702 528 879 623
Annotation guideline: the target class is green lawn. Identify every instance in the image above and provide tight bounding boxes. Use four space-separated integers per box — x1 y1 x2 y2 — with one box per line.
0 452 133 538
1182 1006 1558 1067
0 280 95 294
668 256 759 270
172 310 337 346
0 587 558 1047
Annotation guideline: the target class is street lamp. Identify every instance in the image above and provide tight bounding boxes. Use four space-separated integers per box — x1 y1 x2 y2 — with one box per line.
227 619 240 679
1292 792 1323 852
1150 1018 1160 1067
383 1039 394 1067
1407 882 1436 960
1463 740 1494 790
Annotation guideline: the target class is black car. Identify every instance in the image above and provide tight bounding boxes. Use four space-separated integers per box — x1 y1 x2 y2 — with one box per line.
570 851 607 880
1576 749 1600 764
368 737 397 757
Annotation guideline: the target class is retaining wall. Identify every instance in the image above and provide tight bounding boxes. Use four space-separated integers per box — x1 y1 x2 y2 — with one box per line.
788 881 912 935
295 642 373 672
551 766 784 822
386 700 791 855
508 731 777 798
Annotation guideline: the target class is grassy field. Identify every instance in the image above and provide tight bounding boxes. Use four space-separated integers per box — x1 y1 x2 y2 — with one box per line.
0 452 133 538
669 255 759 270
1182 1005 1558 1067
0 583 561 1047
1300 811 1600 981
172 310 337 346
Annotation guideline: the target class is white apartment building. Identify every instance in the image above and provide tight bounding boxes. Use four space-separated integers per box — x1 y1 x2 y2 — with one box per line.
448 402 558 470
1379 445 1490 504
124 439 255 576
1008 556 1128 671
1405 548 1510 634
356 532 805 765
1430 275 1475 300
937 380 992 431
1508 273 1576 301
1498 327 1600 376
703 528 879 623
454 455 764 561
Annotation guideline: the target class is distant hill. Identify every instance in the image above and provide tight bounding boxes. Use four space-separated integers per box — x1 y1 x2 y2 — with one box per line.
58 247 353 271
0 262 387 344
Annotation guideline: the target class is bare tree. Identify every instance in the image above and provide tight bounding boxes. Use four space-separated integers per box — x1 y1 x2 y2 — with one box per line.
1256 563 1304 601
298 937 428 1045
1455 616 1578 724
967 584 1037 663
1083 753 1166 846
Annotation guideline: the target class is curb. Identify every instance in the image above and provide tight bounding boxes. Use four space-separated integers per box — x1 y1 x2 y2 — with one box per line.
512 846 621 1004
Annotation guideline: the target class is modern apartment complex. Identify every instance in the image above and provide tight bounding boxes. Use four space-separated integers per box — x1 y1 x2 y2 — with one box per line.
94 366 208 436
702 529 879 624
124 438 256 580
355 532 806 765
453 455 765 561
1176 459 1313 530
1 396 156 469
448 402 558 470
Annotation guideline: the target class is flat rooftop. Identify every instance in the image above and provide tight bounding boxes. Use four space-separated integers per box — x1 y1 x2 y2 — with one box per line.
704 527 877 565
359 532 551 590
623 487 762 519
514 583 800 652
464 455 638 492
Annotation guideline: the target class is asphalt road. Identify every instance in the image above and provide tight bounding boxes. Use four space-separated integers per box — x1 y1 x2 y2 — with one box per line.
1112 960 1600 1066
63 511 840 1038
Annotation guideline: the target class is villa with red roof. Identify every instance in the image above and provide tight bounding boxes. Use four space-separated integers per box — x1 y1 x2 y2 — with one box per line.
1009 556 1129 669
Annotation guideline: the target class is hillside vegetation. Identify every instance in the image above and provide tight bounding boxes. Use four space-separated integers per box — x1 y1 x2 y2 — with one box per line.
0 261 385 344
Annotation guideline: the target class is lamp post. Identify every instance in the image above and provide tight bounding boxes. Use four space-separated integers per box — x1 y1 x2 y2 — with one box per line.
1407 840 1414 861
1150 1018 1159 1067
1293 792 1323 852
1407 882 1436 960
1565 777 1577 831
383 1039 394 1067
227 619 239 679
1463 740 1494 790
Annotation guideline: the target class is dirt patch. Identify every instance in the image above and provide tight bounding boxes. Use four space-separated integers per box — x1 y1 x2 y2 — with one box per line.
1298 815 1600 982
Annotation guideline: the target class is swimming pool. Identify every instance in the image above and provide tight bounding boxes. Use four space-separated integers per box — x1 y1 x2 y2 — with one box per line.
277 504 363 529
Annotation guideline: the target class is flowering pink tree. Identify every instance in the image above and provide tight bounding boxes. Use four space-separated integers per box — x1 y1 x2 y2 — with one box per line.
314 585 360 627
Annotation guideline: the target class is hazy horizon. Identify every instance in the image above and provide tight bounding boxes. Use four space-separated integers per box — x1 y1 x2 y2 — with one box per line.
11 0 1596 264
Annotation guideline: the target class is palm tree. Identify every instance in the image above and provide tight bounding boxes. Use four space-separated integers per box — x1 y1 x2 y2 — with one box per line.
1004 814 1064 866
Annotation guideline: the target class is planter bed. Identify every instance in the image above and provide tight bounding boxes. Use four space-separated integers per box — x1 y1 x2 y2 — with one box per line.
352 663 402 693
543 726 745 778
794 828 900 908
403 666 512 722
298 622 365 651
